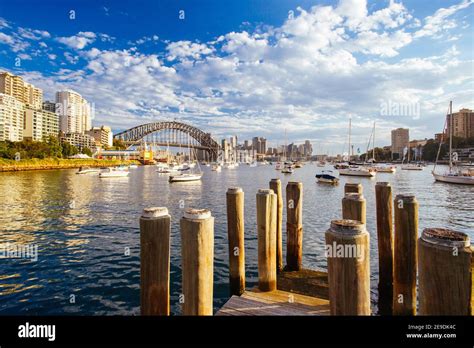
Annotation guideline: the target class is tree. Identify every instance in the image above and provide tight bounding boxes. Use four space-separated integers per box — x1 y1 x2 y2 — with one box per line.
422 140 447 162
81 147 93 157
61 142 79 157
113 138 127 150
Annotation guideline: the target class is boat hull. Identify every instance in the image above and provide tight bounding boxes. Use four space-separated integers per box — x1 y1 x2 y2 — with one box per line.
433 173 474 185
169 173 203 182
338 169 376 177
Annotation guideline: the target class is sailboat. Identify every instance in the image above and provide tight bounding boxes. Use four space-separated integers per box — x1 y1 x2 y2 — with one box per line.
432 101 474 185
401 142 423 170
364 122 396 173
338 118 376 177
169 139 203 182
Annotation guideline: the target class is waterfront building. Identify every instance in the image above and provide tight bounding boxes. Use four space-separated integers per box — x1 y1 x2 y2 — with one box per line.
24 108 59 141
0 93 25 141
304 140 313 157
447 108 474 139
0 71 43 109
87 126 113 149
391 128 409 159
252 136 267 155
56 90 91 134
60 132 95 152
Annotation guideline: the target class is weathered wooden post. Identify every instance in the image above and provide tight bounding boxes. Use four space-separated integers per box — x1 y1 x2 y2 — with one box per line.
256 189 277 292
180 208 214 315
418 228 473 315
342 192 366 224
269 179 283 273
344 183 362 195
140 207 171 315
226 187 245 296
375 182 394 315
325 219 370 315
286 181 303 271
393 194 418 316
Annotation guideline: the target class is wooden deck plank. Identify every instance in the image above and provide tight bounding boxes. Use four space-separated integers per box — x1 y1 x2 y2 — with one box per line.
215 288 330 316
277 268 329 300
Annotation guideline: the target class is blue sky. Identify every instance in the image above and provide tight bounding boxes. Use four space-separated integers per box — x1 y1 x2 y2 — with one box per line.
0 0 473 153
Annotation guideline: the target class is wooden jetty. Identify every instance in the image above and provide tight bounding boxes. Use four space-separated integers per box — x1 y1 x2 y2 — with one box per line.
139 181 474 316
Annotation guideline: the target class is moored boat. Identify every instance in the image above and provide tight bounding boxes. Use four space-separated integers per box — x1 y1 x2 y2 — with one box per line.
99 168 129 178
169 172 203 182
338 166 376 177
316 170 339 184
76 166 99 175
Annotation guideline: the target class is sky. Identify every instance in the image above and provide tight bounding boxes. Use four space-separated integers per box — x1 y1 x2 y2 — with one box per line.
0 0 473 154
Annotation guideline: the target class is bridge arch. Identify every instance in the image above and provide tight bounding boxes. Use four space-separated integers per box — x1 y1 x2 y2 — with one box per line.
114 121 221 161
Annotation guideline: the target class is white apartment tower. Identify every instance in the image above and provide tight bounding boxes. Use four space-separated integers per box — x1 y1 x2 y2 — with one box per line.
56 90 91 134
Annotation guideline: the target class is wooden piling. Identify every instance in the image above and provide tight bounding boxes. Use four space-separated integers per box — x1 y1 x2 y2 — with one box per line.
269 179 283 273
140 207 170 316
344 183 362 195
393 194 418 316
418 228 473 315
226 187 245 296
325 219 370 315
342 192 366 224
375 182 394 315
286 181 303 271
180 208 214 315
256 189 277 292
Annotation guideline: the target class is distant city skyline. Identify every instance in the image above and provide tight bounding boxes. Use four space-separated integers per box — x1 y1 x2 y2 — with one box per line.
0 0 473 153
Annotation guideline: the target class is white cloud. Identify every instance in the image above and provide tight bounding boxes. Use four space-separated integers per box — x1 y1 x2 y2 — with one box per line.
414 0 474 38
166 41 213 61
18 27 50 40
57 31 97 49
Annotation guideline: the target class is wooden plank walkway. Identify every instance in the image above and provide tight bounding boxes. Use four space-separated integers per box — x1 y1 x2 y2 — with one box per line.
215 288 330 316
277 268 329 300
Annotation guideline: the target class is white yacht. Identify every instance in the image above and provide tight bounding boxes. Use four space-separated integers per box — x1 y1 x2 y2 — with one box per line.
99 168 129 178
432 101 474 185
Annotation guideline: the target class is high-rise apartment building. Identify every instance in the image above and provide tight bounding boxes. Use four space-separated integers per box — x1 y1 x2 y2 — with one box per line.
87 126 113 148
391 128 409 159
0 72 43 108
0 93 25 141
447 108 474 139
24 107 59 141
56 90 91 134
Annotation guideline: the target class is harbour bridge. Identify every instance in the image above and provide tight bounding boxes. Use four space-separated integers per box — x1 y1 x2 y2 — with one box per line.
113 121 221 161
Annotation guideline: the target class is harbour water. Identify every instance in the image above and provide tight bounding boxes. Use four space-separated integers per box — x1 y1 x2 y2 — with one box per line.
0 164 473 315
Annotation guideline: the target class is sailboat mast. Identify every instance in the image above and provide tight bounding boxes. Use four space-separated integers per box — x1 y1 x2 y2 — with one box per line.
348 117 352 160
372 121 376 161
449 100 453 169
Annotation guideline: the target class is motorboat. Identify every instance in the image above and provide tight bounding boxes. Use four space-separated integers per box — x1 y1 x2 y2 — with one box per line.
373 165 396 173
76 166 99 175
99 168 129 178
401 164 423 171
169 172 203 182
129 164 138 169
281 165 294 174
338 166 376 177
249 161 258 167
211 163 222 172
316 170 339 184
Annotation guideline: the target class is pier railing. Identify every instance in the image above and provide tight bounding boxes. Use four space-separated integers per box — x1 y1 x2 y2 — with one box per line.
139 181 473 316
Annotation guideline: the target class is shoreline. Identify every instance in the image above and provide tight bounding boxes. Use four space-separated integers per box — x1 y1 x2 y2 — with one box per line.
0 158 140 172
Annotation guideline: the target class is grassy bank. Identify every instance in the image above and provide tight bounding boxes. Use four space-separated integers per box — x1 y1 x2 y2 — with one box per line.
0 158 140 172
